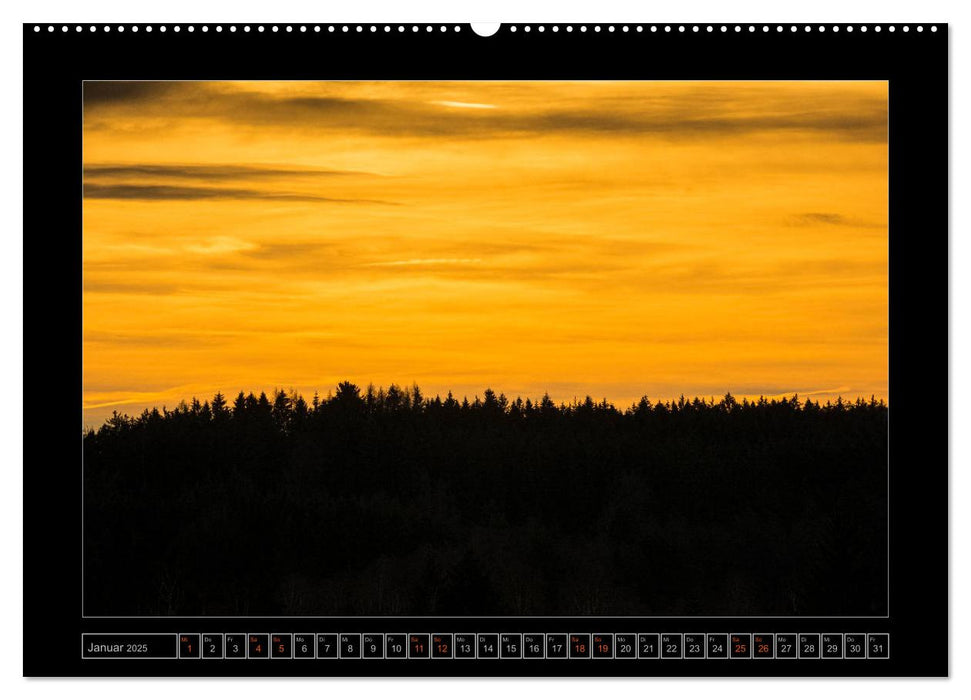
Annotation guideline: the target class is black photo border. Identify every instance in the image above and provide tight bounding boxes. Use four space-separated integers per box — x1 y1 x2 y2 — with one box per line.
23 22 947 677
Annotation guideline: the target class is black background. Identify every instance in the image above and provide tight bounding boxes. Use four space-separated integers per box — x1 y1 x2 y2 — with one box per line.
23 22 947 677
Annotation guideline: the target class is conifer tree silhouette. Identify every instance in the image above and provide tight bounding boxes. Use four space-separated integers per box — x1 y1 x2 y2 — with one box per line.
83 383 888 617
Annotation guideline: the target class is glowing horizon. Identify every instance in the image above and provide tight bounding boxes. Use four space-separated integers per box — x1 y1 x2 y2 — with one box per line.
83 80 889 428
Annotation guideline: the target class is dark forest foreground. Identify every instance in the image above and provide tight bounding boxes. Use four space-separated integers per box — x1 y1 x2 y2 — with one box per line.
83 384 888 616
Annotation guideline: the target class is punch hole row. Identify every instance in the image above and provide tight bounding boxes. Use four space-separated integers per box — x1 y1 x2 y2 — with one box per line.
32 24 464 34
32 23 940 34
506 24 937 34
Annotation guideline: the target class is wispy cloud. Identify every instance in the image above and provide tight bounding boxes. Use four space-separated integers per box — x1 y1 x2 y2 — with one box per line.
364 258 485 267
763 386 853 399
185 237 258 255
431 100 497 110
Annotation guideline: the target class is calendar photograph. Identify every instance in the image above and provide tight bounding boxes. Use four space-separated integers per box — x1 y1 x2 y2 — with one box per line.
81 79 890 618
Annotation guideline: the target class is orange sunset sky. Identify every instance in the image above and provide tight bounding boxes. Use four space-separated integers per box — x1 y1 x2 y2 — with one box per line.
82 81 888 428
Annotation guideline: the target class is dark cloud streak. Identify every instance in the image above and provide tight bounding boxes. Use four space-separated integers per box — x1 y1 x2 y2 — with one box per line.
83 81 179 106
795 212 848 225
82 82 889 143
85 163 373 180
83 183 398 205
242 242 334 260
789 212 885 229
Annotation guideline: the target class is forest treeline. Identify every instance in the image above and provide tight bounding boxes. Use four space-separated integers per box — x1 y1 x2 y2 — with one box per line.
83 383 888 617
